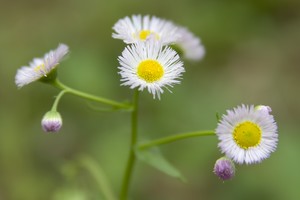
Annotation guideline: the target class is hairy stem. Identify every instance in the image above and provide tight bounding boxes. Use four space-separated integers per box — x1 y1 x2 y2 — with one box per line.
51 90 68 111
120 90 139 200
139 130 215 150
51 79 131 110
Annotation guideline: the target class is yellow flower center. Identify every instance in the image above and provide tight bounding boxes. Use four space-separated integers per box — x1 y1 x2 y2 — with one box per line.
138 30 160 41
34 63 46 73
233 121 262 149
139 30 151 40
137 60 164 83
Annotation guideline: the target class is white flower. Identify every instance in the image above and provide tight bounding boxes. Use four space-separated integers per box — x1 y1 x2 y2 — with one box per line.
216 104 278 165
175 26 205 61
15 44 69 88
112 15 180 45
118 40 185 99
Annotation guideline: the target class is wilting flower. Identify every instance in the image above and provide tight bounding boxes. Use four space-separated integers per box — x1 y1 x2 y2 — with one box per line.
213 157 235 181
118 40 185 99
41 111 63 133
15 44 69 88
174 26 205 61
216 104 278 164
112 14 180 45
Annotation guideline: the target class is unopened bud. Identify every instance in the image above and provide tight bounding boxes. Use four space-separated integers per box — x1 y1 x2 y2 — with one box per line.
255 105 272 114
41 111 63 133
213 157 235 181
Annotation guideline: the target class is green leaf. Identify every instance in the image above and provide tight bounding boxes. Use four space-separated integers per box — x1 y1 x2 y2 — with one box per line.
135 147 186 182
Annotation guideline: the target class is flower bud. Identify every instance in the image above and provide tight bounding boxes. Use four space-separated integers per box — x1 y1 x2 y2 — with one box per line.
255 105 272 114
41 111 63 133
213 157 235 181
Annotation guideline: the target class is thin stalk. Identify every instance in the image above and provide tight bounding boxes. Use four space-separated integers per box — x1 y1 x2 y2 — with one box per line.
139 130 215 150
51 79 131 110
120 90 139 200
51 90 68 111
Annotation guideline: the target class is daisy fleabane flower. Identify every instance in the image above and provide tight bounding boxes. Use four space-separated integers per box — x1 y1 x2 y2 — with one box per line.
216 104 278 165
118 40 185 99
175 26 205 61
15 44 69 88
112 15 180 45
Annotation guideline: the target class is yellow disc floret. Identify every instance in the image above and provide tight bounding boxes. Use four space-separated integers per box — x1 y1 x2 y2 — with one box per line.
137 60 164 83
139 30 152 40
233 121 262 149
34 63 46 73
138 30 160 41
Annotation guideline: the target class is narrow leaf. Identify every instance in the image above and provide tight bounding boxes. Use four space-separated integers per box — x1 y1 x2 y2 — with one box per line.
135 147 186 182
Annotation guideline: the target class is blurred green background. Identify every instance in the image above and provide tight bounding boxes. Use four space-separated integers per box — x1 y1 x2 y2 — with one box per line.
1 0 300 199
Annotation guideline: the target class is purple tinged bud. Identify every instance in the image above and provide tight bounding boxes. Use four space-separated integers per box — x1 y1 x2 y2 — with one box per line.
255 105 272 114
214 157 235 181
41 111 62 133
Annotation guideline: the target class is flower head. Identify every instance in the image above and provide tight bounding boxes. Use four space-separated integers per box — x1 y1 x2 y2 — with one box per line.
216 104 278 164
118 40 185 99
213 157 235 181
41 111 63 133
112 15 180 45
174 26 205 61
15 44 69 88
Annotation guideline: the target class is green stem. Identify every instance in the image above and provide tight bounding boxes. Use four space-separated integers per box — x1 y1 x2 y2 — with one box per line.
51 79 131 110
120 90 139 200
51 90 68 111
138 130 215 150
78 155 117 200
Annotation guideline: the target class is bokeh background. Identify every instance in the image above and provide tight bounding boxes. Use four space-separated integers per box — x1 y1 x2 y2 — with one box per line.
1 0 300 199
